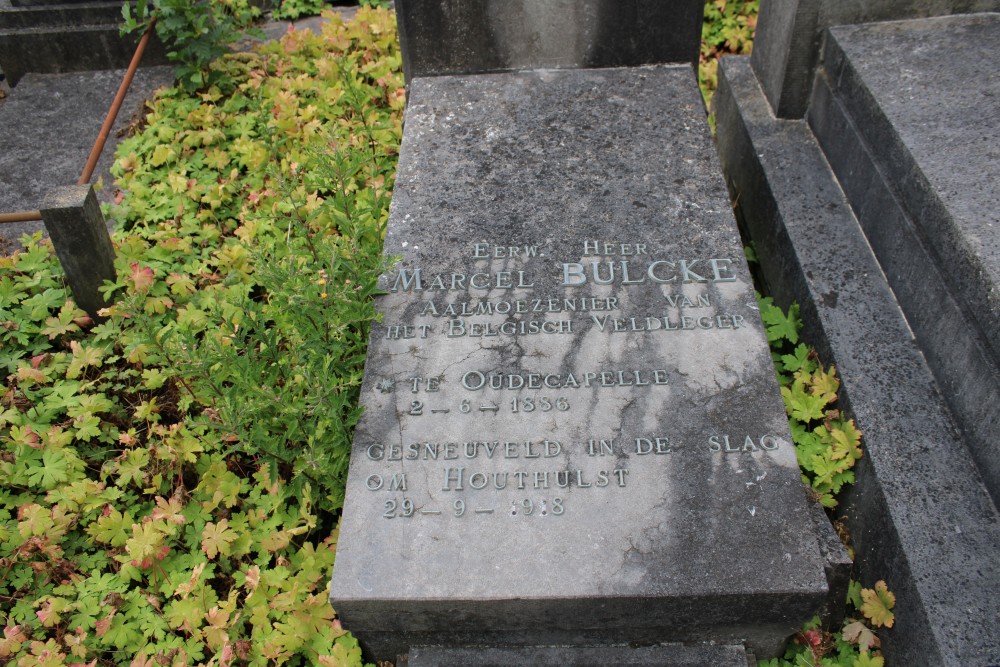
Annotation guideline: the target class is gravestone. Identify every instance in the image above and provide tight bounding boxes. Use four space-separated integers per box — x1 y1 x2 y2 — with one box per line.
329 65 832 661
750 0 1000 118
0 0 167 86
713 8 1000 666
394 0 703 83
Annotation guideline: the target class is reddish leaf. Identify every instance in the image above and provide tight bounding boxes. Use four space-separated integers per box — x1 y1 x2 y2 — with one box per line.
129 262 155 294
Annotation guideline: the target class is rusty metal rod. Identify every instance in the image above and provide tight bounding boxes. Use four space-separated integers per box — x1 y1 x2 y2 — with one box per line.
0 210 43 224
78 19 156 185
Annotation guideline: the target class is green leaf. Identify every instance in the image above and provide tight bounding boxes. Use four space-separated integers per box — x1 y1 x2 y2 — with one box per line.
25 449 70 489
781 378 828 423
116 448 150 487
201 519 237 559
89 507 133 546
780 343 817 374
860 581 895 628
151 144 177 167
847 580 864 610
853 651 885 667
761 301 801 344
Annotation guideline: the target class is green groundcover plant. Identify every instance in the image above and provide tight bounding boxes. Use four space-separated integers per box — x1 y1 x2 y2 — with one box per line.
700 0 758 105
1 7 402 665
757 294 893 666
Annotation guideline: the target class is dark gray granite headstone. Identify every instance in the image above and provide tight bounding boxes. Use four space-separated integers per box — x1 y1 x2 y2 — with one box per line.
806 14 1000 502
394 0 704 83
329 66 829 660
750 0 1000 118
713 50 1000 667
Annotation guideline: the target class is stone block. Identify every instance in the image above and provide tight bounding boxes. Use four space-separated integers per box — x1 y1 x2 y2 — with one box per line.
0 1 167 86
713 54 1000 667
406 644 754 667
330 65 830 661
11 0 96 6
394 0 703 82
807 500 852 630
39 184 116 317
805 14 1000 502
0 2 122 29
750 0 1000 118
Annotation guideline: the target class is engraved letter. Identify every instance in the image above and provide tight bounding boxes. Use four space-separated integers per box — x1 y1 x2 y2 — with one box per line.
562 263 587 286
462 371 485 390
678 260 707 283
591 261 616 285
391 269 423 292
588 439 614 456
620 260 646 284
389 473 407 491
442 467 465 491
709 258 737 282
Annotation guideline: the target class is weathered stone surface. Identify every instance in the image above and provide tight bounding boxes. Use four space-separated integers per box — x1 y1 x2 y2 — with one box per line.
330 66 828 660
714 54 1000 667
406 644 753 667
11 0 98 7
808 500 851 630
394 0 703 82
750 0 1000 118
39 185 115 317
0 1 122 29
807 14 1000 503
0 0 168 86
0 66 174 250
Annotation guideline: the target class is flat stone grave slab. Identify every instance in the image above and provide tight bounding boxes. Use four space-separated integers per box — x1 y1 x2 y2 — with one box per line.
329 65 828 659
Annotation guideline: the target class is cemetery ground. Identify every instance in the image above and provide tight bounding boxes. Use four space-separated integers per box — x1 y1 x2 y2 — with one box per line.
0 3 894 666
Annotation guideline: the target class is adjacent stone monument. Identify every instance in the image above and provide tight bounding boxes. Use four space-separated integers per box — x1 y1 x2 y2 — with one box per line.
0 0 166 86
329 64 833 660
714 6 1000 665
394 0 703 83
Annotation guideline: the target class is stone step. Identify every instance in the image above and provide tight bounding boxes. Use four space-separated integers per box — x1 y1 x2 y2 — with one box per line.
0 0 167 86
0 1 123 29
714 54 1000 667
404 644 755 667
10 0 98 7
0 23 167 85
805 14 1000 504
